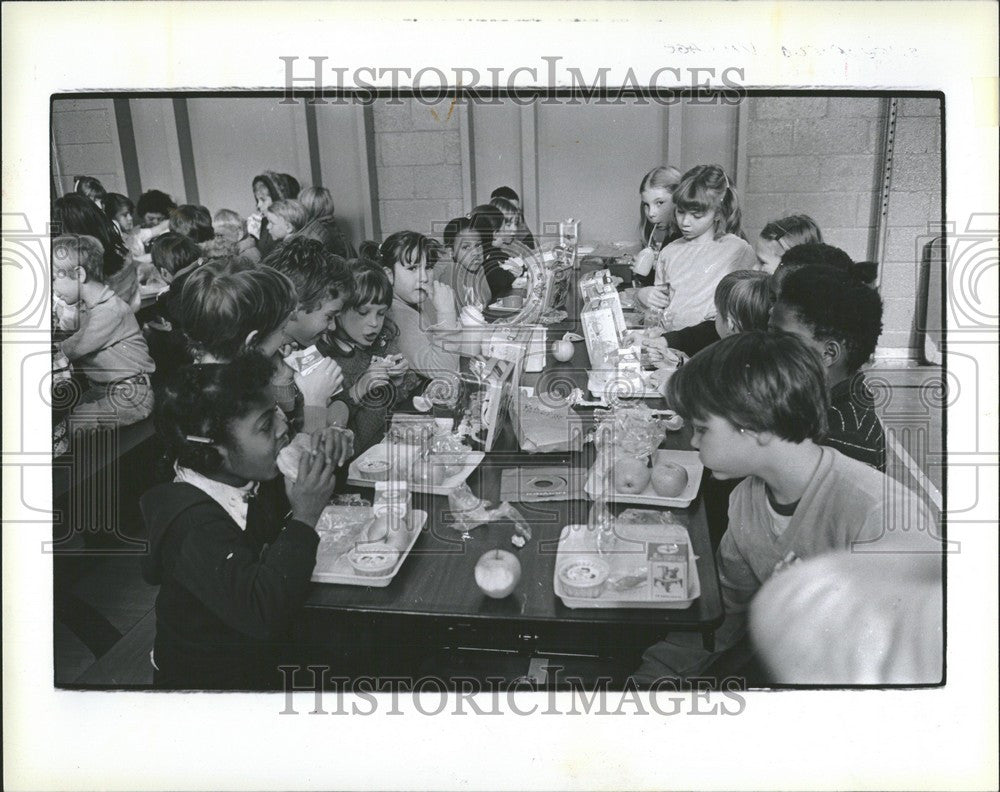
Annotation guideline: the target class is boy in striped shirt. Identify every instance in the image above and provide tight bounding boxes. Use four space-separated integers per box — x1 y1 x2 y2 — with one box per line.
769 265 886 471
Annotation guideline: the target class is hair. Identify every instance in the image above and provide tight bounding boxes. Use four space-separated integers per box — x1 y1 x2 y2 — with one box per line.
52 234 105 282
666 330 829 443
714 270 772 333
154 353 276 475
672 164 742 239
490 196 519 219
359 230 440 272
777 265 884 372
771 242 855 300
443 216 474 252
169 205 214 243
491 186 519 203
52 193 127 277
638 165 682 242
151 232 203 277
852 261 879 288
342 261 395 311
298 186 336 221
760 214 823 248
469 204 504 249
179 257 297 361
268 199 308 233
74 176 106 205
136 189 177 220
102 193 134 223
253 171 300 202
262 237 351 312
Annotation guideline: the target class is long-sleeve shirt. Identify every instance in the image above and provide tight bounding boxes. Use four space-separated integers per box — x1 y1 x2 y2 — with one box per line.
651 233 758 331
60 285 155 383
824 373 887 472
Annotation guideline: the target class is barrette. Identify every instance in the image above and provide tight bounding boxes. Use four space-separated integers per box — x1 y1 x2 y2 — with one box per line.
185 434 214 445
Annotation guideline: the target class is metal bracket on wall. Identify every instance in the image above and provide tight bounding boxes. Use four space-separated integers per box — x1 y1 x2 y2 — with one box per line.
870 97 900 280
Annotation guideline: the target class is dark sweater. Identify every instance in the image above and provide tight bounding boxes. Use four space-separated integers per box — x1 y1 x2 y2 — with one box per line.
140 477 319 690
824 373 887 472
483 246 516 301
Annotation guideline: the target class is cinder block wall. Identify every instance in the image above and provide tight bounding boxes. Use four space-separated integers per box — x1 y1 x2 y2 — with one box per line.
371 99 467 239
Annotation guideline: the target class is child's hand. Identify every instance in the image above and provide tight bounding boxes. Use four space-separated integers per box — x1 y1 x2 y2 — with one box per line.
637 285 672 309
294 358 344 407
288 430 339 527
351 360 392 401
385 353 409 381
325 425 355 468
430 280 457 318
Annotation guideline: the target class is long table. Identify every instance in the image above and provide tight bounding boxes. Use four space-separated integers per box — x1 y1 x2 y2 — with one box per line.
298 259 724 682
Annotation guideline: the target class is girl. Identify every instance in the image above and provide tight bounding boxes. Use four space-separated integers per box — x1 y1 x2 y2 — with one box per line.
169 204 215 244
104 192 147 261
140 353 348 689
297 186 356 259
74 175 106 209
318 263 418 455
247 171 300 258
438 216 489 310
179 258 344 433
635 164 758 332
470 204 515 300
490 186 535 249
53 193 140 312
755 214 822 274
266 199 308 244
489 196 523 250
631 166 682 286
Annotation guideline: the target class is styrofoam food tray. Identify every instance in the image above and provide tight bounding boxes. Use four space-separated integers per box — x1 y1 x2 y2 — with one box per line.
553 523 700 609
311 510 427 587
584 449 704 508
347 442 484 495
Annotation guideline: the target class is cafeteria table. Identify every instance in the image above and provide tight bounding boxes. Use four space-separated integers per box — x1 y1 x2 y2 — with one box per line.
296 256 725 685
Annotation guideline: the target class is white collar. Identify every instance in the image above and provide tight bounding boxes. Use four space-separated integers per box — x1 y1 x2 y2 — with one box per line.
174 464 259 531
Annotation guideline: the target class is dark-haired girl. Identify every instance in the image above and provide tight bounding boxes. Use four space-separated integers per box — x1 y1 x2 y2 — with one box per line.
141 353 348 689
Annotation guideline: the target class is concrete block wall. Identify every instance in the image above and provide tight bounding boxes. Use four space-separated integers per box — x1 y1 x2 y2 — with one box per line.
878 98 943 353
742 96 884 261
51 98 127 197
372 99 467 240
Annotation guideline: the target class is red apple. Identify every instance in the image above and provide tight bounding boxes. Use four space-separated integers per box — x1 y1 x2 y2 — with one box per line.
650 462 689 497
551 339 574 362
614 456 652 494
474 549 522 598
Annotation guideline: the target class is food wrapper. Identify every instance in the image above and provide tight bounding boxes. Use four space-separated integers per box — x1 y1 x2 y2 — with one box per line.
446 482 533 546
314 506 377 567
591 404 666 460
277 433 313 482
283 344 325 376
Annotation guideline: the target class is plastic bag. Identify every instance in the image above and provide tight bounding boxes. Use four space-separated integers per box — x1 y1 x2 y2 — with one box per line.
446 482 533 546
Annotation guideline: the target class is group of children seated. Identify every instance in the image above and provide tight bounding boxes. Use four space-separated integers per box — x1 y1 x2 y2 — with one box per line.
52 164 940 689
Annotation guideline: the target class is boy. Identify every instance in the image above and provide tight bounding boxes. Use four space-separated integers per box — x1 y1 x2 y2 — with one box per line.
769 241 854 301
633 332 940 685
53 234 156 428
770 265 887 471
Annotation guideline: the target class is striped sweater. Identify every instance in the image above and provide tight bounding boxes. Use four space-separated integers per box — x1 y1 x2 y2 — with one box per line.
824 373 886 472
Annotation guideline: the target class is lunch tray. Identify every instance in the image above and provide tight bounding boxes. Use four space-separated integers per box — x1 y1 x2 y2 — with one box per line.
311 510 427 587
347 442 484 495
583 449 704 508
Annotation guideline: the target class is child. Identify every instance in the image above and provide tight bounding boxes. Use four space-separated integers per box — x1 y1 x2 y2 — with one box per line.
179 257 343 431
754 214 822 274
770 265 887 471
136 189 177 229
634 331 940 685
104 192 149 262
169 204 215 244
664 269 772 357
769 241 854 301
470 204 516 300
489 196 524 250
490 186 535 250
438 216 490 310
631 165 682 286
144 233 204 382
141 353 345 689
212 209 245 245
297 186 356 259
74 175 106 209
52 234 155 428
53 193 140 312
635 165 758 331
265 199 308 244
318 263 419 455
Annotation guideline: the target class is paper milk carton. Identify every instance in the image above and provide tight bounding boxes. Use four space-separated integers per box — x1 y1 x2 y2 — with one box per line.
581 294 627 365
647 540 688 600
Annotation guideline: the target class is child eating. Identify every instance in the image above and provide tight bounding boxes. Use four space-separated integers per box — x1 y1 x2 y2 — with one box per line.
319 263 418 455
634 331 940 685
52 234 155 428
770 265 887 470
141 354 343 689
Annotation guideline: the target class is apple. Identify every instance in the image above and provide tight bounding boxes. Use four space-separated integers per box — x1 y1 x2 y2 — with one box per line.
614 456 652 494
650 462 689 497
474 549 522 598
551 339 574 362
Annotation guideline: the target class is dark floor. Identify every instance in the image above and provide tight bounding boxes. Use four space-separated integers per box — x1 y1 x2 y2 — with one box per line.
53 364 946 687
